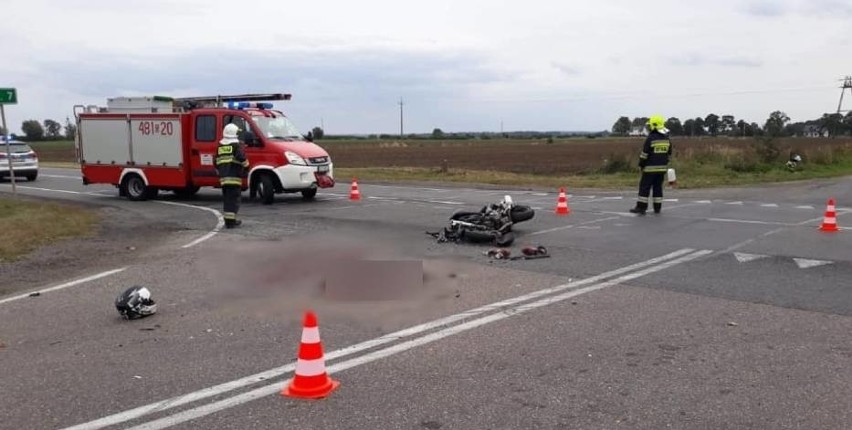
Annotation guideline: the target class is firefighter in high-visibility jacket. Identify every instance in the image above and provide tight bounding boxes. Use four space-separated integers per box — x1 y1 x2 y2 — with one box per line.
216 123 250 228
630 115 672 215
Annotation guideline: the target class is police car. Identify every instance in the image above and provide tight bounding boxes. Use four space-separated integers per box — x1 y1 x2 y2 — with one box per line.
1 136 39 181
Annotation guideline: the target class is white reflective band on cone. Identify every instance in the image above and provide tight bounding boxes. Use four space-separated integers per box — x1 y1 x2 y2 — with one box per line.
295 358 327 377
301 327 321 343
824 217 836 223
827 206 836 212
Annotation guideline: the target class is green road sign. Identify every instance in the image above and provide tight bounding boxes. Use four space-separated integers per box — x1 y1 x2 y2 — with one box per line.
0 88 17 104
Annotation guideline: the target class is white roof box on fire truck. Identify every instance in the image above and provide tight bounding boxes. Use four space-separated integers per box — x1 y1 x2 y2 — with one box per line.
106 96 176 113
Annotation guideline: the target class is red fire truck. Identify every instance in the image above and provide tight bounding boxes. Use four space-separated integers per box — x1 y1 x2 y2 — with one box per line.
73 93 334 204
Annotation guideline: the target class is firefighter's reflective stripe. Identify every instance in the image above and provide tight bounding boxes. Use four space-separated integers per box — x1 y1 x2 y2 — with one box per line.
223 212 237 220
639 152 649 160
638 196 649 203
220 176 242 186
216 156 235 165
653 197 663 203
643 165 669 173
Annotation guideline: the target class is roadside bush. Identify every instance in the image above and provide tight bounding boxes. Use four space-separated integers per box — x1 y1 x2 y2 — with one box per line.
598 154 635 174
752 136 782 164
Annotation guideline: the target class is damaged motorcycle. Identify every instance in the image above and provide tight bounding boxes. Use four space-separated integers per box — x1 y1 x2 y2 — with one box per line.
427 195 535 246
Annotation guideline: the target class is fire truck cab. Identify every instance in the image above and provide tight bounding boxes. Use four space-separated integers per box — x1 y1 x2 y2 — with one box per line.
73 93 334 204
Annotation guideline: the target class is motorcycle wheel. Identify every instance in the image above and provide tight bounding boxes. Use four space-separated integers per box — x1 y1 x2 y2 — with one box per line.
510 205 535 223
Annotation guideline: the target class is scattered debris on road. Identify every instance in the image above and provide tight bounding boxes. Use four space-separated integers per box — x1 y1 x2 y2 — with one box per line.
28 292 40 297
727 321 739 327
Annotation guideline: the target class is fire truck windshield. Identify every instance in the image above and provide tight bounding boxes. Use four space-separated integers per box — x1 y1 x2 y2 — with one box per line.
251 114 304 141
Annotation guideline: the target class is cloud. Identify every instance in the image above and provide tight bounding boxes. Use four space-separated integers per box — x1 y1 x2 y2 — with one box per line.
669 54 763 68
802 0 852 16
550 62 582 76
743 0 789 17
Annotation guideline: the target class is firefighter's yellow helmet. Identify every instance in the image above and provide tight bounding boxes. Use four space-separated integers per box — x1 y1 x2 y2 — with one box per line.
647 115 666 131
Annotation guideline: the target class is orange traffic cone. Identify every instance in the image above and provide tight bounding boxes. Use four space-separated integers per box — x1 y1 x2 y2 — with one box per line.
282 311 340 399
819 198 840 232
555 187 570 215
349 178 361 201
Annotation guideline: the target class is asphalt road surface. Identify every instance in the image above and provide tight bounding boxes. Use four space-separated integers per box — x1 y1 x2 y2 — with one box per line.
1 168 851 430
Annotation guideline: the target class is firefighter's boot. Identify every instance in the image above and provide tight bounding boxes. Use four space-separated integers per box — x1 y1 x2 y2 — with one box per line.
629 202 648 215
653 203 662 214
225 219 242 229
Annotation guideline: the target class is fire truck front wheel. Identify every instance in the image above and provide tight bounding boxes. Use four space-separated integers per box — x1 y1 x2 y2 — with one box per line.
256 173 277 205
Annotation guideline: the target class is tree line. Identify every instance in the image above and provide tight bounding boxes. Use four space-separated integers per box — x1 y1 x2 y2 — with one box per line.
612 111 852 138
1 118 77 141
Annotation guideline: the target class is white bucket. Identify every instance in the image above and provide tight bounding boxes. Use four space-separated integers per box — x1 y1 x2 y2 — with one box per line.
667 168 677 186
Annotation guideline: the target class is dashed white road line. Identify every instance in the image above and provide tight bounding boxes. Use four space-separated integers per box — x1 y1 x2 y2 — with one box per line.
0 268 128 306
761 203 779 208
62 248 698 430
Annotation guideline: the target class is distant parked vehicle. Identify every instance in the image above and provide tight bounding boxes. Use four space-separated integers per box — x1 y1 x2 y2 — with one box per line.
1 138 39 181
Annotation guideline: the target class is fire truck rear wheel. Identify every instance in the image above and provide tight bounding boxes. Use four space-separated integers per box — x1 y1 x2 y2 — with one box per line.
122 174 149 201
258 173 276 205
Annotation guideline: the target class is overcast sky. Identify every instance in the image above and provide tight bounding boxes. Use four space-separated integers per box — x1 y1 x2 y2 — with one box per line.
2 0 851 135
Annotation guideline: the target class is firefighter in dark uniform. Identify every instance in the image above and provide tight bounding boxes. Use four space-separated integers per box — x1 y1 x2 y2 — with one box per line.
216 123 250 228
630 115 672 215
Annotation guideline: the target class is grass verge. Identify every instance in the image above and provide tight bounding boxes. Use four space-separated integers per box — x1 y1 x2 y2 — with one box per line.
0 197 98 261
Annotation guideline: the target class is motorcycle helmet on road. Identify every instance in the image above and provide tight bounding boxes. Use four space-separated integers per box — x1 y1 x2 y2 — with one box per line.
115 286 157 319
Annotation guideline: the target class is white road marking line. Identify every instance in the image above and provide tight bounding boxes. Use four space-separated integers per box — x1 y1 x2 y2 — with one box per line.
796 205 815 210
711 227 785 257
1 184 87 195
0 268 128 306
528 216 619 236
695 200 712 204
663 198 679 202
793 258 833 269
726 201 743 205
734 252 769 263
39 174 81 179
707 218 794 226
761 203 779 208
155 201 224 249
62 249 696 430
426 200 465 205
124 249 713 430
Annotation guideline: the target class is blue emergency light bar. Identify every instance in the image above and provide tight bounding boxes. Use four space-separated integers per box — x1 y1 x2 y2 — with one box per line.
226 101 274 109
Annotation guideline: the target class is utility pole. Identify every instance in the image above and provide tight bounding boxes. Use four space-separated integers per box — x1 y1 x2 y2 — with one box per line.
398 98 404 138
838 76 852 114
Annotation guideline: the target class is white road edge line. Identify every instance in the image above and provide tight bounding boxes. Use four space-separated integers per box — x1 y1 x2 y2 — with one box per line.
0 268 128 306
1 184 223 249
124 249 713 430
154 201 224 248
61 248 696 430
